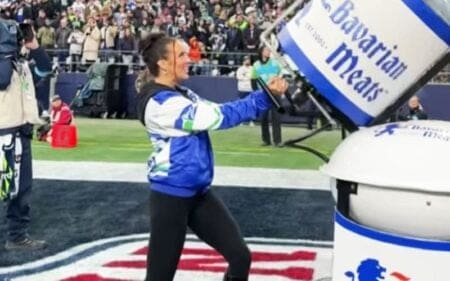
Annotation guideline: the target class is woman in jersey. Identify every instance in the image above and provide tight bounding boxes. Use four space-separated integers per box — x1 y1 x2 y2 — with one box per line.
137 32 288 281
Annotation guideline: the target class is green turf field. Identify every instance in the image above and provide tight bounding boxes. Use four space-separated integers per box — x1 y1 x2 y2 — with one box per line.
32 118 342 169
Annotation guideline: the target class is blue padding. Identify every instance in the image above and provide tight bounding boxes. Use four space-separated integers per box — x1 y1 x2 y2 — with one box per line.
402 0 450 46
335 210 450 251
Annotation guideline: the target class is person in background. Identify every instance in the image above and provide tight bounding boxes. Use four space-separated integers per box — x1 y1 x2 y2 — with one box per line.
0 18 52 250
137 33 288 281
405 95 428 120
67 22 84 72
50 95 72 125
118 26 135 73
71 0 86 23
81 16 101 67
43 95 73 143
101 17 118 61
137 17 152 41
55 17 71 64
251 45 283 146
236 55 254 126
187 35 202 75
35 9 47 29
242 12 260 61
37 94 73 141
37 18 55 49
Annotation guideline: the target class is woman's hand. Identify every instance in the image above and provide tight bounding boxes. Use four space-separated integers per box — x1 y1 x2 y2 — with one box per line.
267 76 289 96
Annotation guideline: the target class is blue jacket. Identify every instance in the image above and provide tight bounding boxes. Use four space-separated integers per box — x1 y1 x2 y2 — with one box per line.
137 82 272 197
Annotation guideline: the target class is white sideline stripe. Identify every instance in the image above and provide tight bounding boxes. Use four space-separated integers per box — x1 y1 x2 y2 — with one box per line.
33 160 331 191
0 233 333 274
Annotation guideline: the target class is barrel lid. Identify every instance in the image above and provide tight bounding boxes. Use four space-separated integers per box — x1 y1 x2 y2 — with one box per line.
320 120 450 193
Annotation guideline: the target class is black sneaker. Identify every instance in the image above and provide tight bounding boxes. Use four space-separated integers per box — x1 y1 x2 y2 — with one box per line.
5 236 47 251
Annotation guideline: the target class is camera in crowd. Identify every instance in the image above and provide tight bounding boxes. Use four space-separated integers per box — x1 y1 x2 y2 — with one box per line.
0 17 34 90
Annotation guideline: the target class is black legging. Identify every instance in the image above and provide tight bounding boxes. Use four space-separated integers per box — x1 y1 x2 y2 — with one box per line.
145 189 251 281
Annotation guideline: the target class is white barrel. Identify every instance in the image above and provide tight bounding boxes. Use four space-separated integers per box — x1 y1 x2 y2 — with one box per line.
333 210 450 281
277 0 450 126
321 120 450 280
321 120 450 239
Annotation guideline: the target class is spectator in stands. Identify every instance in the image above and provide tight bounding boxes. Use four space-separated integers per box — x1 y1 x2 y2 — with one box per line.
82 16 101 67
178 20 194 42
209 23 228 73
225 19 243 66
137 17 152 41
188 35 202 75
85 0 102 20
55 17 71 63
100 17 118 61
37 19 56 49
150 16 162 33
236 55 253 98
136 32 288 281
39 0 56 19
71 0 86 23
68 23 85 72
236 55 255 126
229 9 248 32
252 45 283 146
133 1 146 25
164 14 179 37
100 1 113 18
404 95 428 120
15 0 33 23
0 0 289 74
66 6 81 28
118 27 136 73
35 9 48 29
113 4 126 26
245 5 258 24
242 12 260 61
120 17 136 37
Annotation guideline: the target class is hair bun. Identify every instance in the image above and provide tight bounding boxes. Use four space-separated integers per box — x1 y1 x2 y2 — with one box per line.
139 32 166 54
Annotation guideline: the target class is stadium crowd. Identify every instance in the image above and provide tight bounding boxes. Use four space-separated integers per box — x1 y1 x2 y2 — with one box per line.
1 0 448 79
0 0 293 75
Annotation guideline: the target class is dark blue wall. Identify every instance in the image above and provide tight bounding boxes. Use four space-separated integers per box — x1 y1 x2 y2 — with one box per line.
416 84 450 121
56 73 450 121
56 73 238 110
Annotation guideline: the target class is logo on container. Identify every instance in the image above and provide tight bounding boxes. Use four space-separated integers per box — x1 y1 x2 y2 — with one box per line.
345 258 410 281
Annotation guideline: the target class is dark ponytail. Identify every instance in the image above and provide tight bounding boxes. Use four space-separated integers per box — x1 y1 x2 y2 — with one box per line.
139 32 174 77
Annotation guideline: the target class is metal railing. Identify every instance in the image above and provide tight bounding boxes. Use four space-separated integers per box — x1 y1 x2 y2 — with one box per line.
46 48 258 75
45 48 450 83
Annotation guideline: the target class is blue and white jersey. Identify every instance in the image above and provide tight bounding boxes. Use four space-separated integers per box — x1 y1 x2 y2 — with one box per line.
138 82 272 197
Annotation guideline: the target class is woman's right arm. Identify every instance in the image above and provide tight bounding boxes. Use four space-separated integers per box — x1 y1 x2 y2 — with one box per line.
145 90 271 134
146 78 287 134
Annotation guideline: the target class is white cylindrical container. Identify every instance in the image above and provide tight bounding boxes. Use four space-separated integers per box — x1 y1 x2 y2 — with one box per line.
277 0 450 126
321 120 450 280
333 210 450 281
